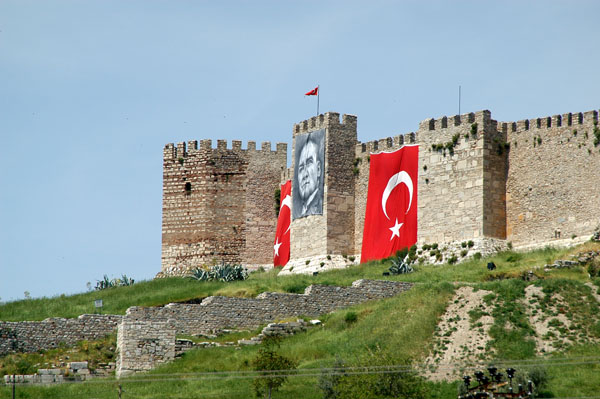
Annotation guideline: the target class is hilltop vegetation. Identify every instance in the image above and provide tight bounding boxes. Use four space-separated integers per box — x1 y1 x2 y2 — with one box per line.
1 242 600 398
2 242 597 322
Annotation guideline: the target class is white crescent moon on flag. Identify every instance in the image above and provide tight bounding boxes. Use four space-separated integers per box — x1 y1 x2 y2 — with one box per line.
281 194 292 234
381 171 413 220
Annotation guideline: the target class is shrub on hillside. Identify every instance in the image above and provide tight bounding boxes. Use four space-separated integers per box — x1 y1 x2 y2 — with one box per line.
319 357 348 399
515 365 549 397
587 259 600 278
191 263 248 282
344 311 358 324
318 348 428 399
252 336 297 398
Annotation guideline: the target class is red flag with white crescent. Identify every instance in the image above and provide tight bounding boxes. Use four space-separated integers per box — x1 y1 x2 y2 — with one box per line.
360 145 418 263
274 180 292 266
305 86 318 96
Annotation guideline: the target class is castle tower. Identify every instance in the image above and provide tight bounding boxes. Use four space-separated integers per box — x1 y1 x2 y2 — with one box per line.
159 139 287 277
415 110 507 244
353 110 508 253
505 110 600 247
281 112 358 273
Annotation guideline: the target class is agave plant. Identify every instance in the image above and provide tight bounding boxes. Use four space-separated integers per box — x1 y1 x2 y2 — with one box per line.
94 274 136 290
388 254 413 275
95 275 114 290
191 268 211 281
190 263 248 282
120 274 135 286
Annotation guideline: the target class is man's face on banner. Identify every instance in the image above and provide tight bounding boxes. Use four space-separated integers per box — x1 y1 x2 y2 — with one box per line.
297 140 321 200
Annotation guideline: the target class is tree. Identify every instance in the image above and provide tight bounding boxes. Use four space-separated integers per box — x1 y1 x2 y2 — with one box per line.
252 336 297 399
318 357 348 399
319 347 428 399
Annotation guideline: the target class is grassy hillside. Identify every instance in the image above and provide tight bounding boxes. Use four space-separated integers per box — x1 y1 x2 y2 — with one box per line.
1 242 596 321
1 242 600 398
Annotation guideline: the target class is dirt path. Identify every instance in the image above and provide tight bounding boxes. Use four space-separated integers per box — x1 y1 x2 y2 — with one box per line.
523 285 573 355
424 286 494 381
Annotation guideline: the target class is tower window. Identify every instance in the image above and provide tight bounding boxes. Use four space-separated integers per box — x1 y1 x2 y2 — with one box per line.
184 182 192 193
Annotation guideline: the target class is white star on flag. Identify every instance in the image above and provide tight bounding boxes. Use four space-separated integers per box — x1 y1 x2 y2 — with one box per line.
389 218 403 240
274 238 282 257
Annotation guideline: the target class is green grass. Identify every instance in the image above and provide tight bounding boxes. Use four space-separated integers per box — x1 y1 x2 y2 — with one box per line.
3 276 598 398
3 243 597 322
0 283 455 398
1 242 600 398
476 279 536 359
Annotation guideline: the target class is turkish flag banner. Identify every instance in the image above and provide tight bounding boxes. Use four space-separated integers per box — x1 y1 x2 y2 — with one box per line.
274 180 292 266
360 145 419 263
305 87 318 96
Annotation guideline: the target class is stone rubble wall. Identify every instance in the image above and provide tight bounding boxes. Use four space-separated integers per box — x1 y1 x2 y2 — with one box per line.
238 320 310 346
0 314 122 356
125 279 413 335
3 362 98 385
116 279 412 375
116 319 175 378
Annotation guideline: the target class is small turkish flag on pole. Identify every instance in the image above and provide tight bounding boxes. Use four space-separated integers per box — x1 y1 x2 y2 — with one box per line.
274 180 292 267
305 86 318 96
305 85 320 116
360 145 419 263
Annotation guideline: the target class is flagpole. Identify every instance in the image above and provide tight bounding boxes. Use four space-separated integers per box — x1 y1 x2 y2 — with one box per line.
458 85 461 115
316 85 320 116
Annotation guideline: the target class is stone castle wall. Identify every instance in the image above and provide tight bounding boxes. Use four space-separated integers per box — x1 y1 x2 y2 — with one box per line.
160 107 600 273
124 279 413 335
353 110 508 250
1 280 411 362
161 139 286 276
116 319 175 377
504 110 600 247
0 314 122 356
351 108 599 252
115 279 412 376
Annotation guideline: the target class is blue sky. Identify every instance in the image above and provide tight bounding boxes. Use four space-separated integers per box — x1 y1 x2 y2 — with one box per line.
1 1 599 302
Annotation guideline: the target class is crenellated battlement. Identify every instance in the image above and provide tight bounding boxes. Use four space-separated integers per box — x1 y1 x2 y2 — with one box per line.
282 167 293 182
504 109 599 134
418 110 491 132
163 139 287 161
293 112 357 136
161 106 600 279
355 132 416 155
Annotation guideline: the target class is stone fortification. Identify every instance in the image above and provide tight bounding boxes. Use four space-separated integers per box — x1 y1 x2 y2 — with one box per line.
288 113 358 263
116 319 175 377
160 107 600 275
0 314 122 356
504 110 600 247
115 279 412 375
160 139 287 276
351 108 598 254
353 110 507 249
124 279 412 335
0 279 411 367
